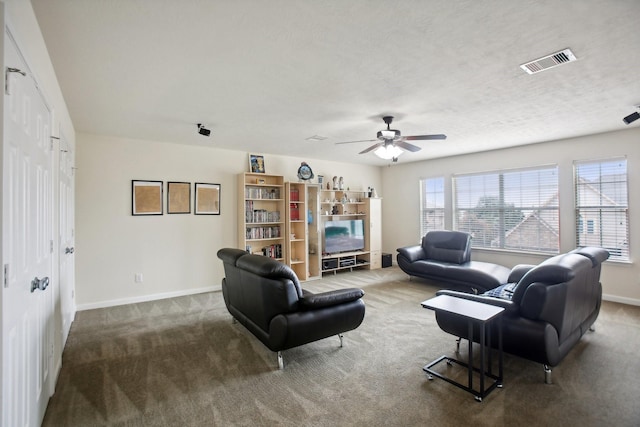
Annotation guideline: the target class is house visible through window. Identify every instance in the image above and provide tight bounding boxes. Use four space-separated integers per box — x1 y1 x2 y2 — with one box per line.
574 157 628 261
453 166 559 253
419 177 445 236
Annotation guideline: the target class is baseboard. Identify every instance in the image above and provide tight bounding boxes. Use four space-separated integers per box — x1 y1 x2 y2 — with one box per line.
602 293 640 307
77 285 222 311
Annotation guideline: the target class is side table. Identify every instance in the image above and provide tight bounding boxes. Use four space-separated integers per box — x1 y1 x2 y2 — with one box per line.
421 295 504 402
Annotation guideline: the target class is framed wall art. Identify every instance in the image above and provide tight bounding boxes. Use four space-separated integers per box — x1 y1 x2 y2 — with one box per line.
194 183 221 215
167 181 191 214
132 180 163 215
249 154 265 173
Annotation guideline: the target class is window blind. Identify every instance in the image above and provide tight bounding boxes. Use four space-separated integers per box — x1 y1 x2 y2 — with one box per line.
453 166 559 253
419 177 445 236
574 158 628 261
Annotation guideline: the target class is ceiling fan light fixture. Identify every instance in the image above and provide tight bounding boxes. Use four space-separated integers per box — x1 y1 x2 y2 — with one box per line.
378 129 401 140
374 144 403 160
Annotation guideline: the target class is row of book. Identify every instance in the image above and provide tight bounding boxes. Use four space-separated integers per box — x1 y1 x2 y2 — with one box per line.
246 226 281 240
246 209 281 223
261 244 283 259
245 244 283 259
245 201 281 223
245 187 281 199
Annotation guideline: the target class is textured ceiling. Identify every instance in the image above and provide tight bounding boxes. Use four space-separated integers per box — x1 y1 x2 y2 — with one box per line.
31 0 640 166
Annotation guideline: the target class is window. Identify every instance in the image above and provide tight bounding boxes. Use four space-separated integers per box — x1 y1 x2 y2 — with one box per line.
420 177 445 235
574 158 628 261
453 166 559 253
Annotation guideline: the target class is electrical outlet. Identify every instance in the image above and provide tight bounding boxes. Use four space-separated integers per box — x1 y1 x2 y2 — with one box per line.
134 273 143 283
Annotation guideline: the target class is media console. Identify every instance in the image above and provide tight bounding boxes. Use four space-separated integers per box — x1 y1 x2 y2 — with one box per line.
321 251 370 274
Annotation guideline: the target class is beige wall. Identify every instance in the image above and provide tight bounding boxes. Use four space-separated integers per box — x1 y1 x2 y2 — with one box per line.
381 127 640 305
75 133 382 308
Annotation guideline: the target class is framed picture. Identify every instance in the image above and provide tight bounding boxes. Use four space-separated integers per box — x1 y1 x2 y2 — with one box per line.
167 181 191 214
249 154 265 173
194 183 221 215
132 180 163 215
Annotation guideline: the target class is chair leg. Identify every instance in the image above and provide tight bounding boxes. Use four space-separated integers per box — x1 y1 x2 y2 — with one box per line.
277 351 284 370
455 337 462 353
338 333 344 347
544 364 552 384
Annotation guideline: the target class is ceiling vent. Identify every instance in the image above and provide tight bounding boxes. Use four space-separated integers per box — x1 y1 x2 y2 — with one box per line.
520 48 577 74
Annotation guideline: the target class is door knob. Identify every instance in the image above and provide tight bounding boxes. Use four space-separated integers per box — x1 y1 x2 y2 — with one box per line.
65 247 74 254
31 276 50 293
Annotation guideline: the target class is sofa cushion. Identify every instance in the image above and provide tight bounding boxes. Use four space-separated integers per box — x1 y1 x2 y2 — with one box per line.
237 253 303 298
511 255 577 305
442 261 511 291
421 230 471 264
569 247 610 267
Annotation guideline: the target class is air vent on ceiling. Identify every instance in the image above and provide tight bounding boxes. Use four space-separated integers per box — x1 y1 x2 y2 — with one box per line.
520 48 577 74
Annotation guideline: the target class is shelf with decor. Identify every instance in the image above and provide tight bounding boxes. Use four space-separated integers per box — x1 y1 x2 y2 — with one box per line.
321 251 371 274
238 173 285 260
307 184 321 280
319 189 367 217
285 182 309 280
318 188 381 275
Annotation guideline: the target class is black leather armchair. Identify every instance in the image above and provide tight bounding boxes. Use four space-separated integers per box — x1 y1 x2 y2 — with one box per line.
397 230 511 294
217 248 365 369
434 247 609 383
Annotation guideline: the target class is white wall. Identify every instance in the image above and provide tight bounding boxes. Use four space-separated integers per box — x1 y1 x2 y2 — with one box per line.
381 127 640 305
75 133 382 309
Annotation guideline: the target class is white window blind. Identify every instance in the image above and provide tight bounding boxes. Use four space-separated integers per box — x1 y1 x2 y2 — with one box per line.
453 166 559 253
575 158 628 261
420 177 445 236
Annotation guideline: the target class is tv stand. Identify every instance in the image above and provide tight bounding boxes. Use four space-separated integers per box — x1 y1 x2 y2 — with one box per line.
321 251 370 275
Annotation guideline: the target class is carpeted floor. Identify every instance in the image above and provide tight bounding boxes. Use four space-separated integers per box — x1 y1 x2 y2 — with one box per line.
43 267 640 426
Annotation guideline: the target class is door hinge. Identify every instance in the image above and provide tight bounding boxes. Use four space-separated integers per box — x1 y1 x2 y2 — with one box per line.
5 67 26 95
3 264 8 288
51 240 54 254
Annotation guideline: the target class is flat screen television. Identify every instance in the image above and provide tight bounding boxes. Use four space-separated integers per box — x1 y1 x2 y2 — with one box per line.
323 219 365 254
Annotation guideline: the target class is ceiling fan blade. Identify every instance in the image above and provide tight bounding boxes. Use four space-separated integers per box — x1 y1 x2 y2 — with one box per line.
359 142 383 154
404 134 447 141
335 139 378 145
395 140 421 152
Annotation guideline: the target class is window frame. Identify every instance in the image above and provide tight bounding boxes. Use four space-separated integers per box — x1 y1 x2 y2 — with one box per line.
419 176 446 236
452 165 560 254
574 157 629 262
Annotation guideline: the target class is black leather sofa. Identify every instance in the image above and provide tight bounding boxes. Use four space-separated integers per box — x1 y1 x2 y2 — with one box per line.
397 231 511 294
217 248 366 369
434 246 609 383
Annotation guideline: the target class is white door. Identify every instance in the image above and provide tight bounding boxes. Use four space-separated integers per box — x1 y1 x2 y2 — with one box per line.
3 34 54 427
58 131 75 345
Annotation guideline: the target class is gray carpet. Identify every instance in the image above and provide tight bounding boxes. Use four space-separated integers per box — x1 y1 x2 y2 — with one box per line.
43 267 640 426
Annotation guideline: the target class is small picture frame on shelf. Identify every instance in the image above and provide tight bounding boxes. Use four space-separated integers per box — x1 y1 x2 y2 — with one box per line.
249 154 265 173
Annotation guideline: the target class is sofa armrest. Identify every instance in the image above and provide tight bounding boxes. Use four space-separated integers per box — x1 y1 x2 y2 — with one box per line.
508 264 536 283
397 245 426 263
300 288 364 310
435 289 519 315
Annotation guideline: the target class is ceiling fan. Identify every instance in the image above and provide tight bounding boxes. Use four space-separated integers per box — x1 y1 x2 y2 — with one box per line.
336 116 446 161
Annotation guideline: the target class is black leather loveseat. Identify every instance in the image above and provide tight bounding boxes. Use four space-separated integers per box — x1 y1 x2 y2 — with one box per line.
217 248 366 369
397 231 511 294
434 247 609 383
